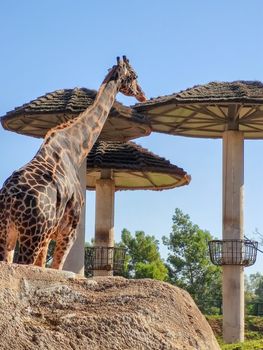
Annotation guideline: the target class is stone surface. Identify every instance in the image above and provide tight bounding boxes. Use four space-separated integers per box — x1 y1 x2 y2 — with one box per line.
0 263 219 350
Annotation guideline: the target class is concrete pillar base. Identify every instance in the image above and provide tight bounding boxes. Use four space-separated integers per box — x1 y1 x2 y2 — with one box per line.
222 130 244 343
223 265 244 343
94 175 115 277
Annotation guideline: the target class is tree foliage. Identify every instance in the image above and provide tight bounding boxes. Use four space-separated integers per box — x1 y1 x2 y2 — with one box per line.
245 273 263 315
162 208 222 314
118 228 168 281
246 273 263 301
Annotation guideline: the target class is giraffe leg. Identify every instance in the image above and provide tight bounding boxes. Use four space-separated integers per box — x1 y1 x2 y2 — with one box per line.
0 193 11 261
34 238 51 268
6 224 18 263
51 197 81 270
17 241 41 265
15 192 56 266
0 217 16 263
17 226 51 265
51 228 77 270
0 225 8 262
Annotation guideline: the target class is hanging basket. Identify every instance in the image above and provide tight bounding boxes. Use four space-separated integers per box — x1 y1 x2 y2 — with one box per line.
85 247 126 272
208 239 258 267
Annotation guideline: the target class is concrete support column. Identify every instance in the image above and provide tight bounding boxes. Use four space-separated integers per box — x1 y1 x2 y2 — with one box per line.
222 130 244 343
94 170 115 276
63 160 86 275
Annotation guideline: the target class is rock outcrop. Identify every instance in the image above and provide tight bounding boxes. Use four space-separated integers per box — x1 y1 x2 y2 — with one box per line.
0 263 219 350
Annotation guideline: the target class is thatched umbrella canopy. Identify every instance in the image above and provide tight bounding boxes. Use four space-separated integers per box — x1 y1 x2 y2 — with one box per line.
86 140 190 190
133 80 263 343
86 140 190 276
134 81 263 138
1 87 151 141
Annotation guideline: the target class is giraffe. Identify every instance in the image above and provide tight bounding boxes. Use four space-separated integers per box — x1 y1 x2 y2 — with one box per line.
0 56 146 269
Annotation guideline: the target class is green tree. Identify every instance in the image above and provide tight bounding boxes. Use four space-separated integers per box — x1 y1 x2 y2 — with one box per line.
245 273 263 315
246 273 263 301
163 208 222 314
118 228 168 281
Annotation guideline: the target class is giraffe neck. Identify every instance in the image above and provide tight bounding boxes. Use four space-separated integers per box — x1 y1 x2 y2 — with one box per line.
38 79 120 170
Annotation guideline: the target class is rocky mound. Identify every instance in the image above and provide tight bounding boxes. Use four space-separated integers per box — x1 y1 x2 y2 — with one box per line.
0 263 219 350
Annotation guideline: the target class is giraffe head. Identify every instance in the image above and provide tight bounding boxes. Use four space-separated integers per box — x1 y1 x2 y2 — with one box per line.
108 56 146 102
117 56 146 102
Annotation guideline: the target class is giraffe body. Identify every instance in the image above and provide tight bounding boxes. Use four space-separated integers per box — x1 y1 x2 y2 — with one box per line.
0 144 83 268
0 57 146 269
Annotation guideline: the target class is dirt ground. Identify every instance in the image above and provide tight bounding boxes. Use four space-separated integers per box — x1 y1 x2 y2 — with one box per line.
0 263 219 350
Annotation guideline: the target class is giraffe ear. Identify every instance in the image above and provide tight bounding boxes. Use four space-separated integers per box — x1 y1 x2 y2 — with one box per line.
123 56 130 64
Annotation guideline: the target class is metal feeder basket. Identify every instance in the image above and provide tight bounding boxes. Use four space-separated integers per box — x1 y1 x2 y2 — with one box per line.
208 239 258 267
85 246 126 273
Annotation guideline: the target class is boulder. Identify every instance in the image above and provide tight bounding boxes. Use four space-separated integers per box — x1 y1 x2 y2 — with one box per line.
0 263 219 350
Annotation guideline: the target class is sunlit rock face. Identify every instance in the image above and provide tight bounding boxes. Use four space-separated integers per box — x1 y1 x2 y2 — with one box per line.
0 263 219 350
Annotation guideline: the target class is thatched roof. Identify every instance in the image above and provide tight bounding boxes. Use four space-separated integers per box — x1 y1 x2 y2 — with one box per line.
135 81 263 107
1 88 151 141
133 81 263 139
86 141 191 190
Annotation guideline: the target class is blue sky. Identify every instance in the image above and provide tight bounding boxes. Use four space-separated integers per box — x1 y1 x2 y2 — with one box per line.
1 0 263 273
